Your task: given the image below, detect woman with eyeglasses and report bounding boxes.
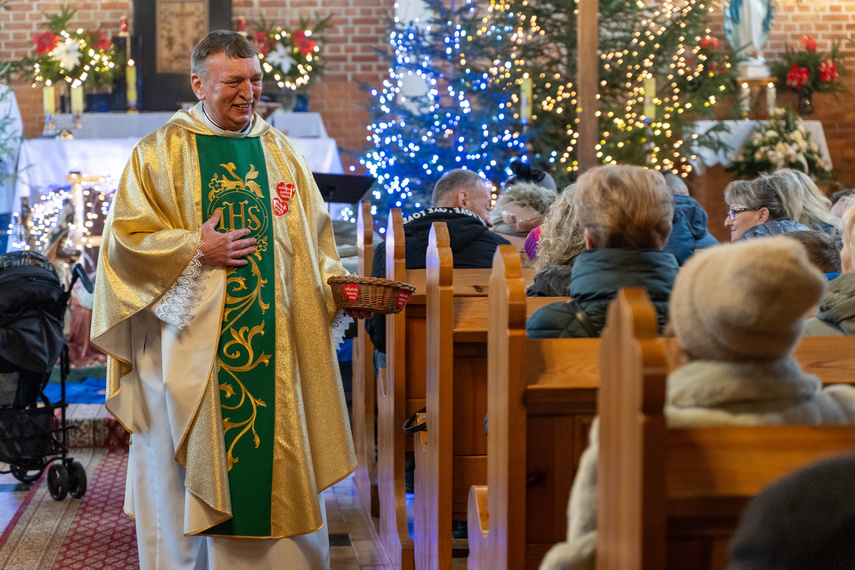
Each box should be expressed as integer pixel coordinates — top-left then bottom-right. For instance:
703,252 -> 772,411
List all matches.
724,178 -> 808,241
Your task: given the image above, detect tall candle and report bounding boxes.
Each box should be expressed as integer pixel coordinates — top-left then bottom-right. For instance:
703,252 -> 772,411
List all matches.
643,75 -> 656,120
43,84 -> 56,117
766,82 -> 776,113
70,84 -> 84,116
740,82 -> 750,115
520,76 -> 532,125
127,60 -> 138,108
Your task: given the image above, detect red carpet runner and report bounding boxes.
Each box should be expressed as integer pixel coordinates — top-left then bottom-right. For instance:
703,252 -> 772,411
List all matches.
0,448 -> 138,569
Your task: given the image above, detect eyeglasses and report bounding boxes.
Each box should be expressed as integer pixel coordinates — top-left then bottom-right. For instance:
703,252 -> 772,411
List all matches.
727,207 -> 757,220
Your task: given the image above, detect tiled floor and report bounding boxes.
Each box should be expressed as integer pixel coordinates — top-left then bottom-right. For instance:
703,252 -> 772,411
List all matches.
323,475 -> 394,569
0,465 -> 393,569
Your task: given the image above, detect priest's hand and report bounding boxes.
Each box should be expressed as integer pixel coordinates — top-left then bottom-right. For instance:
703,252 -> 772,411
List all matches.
199,209 -> 257,267
343,308 -> 374,320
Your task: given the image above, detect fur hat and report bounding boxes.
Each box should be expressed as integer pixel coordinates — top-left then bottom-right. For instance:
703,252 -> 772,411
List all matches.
670,236 -> 826,362
492,182 -> 556,235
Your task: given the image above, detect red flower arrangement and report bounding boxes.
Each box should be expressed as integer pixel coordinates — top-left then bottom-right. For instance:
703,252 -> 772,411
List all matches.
25,5 -> 117,87
771,35 -> 846,96
252,14 -> 332,91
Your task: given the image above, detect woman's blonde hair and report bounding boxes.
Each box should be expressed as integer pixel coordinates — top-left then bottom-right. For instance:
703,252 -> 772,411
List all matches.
533,184 -> 585,272
573,165 -> 674,249
762,169 -> 841,232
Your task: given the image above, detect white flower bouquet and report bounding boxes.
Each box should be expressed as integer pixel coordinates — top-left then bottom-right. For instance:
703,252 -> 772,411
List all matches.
727,105 -> 831,182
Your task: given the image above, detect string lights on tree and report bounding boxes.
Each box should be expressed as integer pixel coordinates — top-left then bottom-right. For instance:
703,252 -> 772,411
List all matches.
360,0 -> 529,226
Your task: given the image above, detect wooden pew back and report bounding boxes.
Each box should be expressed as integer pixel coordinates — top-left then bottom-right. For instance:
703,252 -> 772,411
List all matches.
467,245 -> 601,569
416,224 -> 565,570
596,289 -> 855,570
378,212 -> 535,570
353,200 -> 379,517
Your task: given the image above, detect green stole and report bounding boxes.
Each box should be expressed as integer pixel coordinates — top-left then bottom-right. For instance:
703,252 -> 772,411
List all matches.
197,135 -> 276,537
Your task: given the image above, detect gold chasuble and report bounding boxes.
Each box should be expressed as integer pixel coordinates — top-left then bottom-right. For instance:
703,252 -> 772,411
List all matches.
91,106 -> 356,539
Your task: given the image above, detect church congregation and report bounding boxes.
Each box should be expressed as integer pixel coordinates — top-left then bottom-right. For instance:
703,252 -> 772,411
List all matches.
1,0 -> 855,568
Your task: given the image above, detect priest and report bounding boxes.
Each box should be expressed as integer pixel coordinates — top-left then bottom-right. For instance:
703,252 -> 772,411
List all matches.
91,30 -> 364,569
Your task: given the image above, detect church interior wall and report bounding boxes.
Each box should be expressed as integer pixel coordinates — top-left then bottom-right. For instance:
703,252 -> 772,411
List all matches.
0,0 -> 853,184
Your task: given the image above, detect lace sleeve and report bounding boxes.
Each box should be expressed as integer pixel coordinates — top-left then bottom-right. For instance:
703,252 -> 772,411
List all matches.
331,311 -> 354,351
151,243 -> 206,331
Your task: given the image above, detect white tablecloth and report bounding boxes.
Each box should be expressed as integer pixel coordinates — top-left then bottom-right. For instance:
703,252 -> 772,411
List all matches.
13,136 -> 343,211
691,119 -> 832,173
44,111 -> 329,139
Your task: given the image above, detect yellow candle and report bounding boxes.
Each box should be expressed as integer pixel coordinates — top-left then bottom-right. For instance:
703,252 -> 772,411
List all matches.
520,76 -> 532,124
643,76 -> 656,120
71,85 -> 84,116
126,60 -> 138,108
766,82 -> 776,113
43,84 -> 56,116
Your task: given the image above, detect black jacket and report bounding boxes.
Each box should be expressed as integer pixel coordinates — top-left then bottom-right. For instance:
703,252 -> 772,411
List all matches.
366,208 -> 510,352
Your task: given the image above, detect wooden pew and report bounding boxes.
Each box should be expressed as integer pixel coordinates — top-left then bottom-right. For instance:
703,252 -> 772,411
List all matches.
415,223 -> 565,570
353,200 -> 379,517
377,211 -> 535,569
596,288 -> 855,570
463,247 -> 855,569
467,245 -> 601,569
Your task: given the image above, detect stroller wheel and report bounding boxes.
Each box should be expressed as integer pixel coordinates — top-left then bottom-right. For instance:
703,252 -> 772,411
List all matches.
68,461 -> 87,498
47,464 -> 69,501
10,464 -> 44,484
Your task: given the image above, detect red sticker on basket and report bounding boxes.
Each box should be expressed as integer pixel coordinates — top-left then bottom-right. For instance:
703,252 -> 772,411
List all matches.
343,283 -> 360,303
396,290 -> 411,309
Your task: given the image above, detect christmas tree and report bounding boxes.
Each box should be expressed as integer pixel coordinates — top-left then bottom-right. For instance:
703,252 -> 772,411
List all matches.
361,0 -> 739,207
359,0 -> 530,228
495,0 -> 739,186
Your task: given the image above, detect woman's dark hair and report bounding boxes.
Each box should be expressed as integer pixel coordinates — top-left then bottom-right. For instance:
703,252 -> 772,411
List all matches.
508,159 -> 546,185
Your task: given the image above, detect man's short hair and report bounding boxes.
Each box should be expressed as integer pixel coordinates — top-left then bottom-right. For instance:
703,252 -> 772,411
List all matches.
431,169 -> 485,207
191,30 -> 258,79
574,165 -> 674,249
783,230 -> 841,274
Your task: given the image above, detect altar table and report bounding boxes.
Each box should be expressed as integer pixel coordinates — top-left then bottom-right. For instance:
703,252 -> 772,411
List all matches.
44,111 -> 329,139
14,135 -> 343,211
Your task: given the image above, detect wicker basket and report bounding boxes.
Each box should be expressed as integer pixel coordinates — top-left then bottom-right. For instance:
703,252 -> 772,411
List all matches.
327,275 -> 416,315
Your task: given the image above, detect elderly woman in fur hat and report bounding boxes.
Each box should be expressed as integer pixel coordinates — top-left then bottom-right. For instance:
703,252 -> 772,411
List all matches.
539,237 -> 855,570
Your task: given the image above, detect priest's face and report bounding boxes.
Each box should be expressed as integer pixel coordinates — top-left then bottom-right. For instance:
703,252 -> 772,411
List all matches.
191,51 -> 262,131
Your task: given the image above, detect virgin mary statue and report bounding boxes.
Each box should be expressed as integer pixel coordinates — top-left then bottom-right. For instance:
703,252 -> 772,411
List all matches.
724,0 -> 776,76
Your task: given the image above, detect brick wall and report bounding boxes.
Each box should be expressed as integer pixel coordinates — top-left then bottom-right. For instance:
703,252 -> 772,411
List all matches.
707,0 -> 855,187
2,1 -> 855,184
0,0 -> 394,172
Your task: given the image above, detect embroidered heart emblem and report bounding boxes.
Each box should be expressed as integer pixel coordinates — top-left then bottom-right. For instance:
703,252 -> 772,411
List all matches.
272,197 -> 288,216
276,182 -> 296,202
396,290 -> 411,309
343,284 -> 359,303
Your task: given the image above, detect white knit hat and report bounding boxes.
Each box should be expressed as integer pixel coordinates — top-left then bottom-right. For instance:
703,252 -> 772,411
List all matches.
670,236 -> 826,362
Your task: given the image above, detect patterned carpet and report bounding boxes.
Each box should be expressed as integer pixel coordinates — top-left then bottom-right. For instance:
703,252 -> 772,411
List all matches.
0,448 -> 137,570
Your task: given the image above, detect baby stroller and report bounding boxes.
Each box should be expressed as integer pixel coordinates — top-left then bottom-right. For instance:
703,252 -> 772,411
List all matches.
0,251 -> 93,500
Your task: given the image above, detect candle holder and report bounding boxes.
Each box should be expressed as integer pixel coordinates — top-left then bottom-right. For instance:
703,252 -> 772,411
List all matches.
44,114 -> 57,134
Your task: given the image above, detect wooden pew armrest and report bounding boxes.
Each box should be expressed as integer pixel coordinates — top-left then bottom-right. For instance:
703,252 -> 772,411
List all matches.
468,485 -> 489,537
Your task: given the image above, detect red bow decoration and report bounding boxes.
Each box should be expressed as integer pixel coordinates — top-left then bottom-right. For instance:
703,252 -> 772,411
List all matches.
292,30 -> 317,56
700,37 -> 720,50
800,35 -> 817,53
786,65 -> 810,90
819,61 -> 837,82
34,31 -> 59,55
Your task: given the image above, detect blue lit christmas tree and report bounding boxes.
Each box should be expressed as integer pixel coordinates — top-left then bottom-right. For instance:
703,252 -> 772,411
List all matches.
362,0 -> 739,206
359,0 -> 530,226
